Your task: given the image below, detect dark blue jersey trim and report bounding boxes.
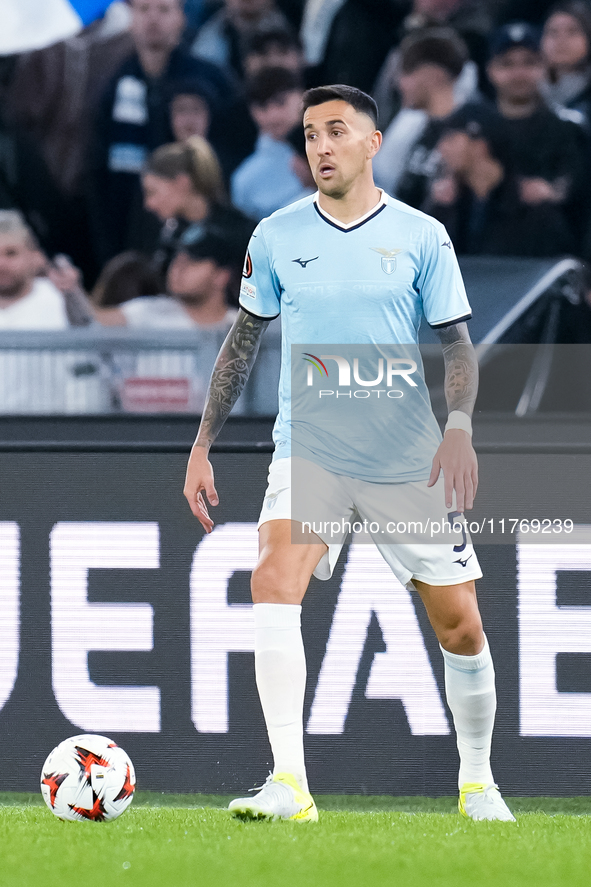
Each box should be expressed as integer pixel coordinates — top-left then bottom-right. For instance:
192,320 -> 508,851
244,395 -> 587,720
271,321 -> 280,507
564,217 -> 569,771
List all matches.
239,304 -> 280,321
313,201 -> 387,232
429,313 -> 472,330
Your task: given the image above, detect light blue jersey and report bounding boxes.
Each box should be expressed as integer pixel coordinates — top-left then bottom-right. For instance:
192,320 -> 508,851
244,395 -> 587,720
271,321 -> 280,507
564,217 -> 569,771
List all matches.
238,191 -> 472,482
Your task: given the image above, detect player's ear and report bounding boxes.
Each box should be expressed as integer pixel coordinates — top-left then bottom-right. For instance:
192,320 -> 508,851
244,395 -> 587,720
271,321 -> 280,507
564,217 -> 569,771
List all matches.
368,129 -> 382,159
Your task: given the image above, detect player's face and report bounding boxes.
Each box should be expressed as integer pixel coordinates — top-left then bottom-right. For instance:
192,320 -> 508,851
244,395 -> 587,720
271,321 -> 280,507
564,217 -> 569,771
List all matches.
130,0 -> 185,53
304,100 -> 380,199
142,172 -> 192,220
0,235 -> 37,299
167,253 -> 225,303
487,47 -> 544,102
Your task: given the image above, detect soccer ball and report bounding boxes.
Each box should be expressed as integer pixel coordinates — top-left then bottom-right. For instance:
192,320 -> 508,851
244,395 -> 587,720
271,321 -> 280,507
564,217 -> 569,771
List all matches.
40,734 -> 135,821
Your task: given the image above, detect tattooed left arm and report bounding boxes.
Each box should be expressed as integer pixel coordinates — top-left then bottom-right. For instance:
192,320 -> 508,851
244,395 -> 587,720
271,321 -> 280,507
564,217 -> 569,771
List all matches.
427,322 -> 479,511
437,321 -> 478,416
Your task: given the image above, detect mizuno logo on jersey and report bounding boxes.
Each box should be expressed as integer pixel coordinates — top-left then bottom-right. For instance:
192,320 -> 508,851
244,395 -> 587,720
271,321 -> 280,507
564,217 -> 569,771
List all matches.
371,247 -> 403,274
441,240 -> 452,249
453,554 -> 472,567
292,256 -> 319,268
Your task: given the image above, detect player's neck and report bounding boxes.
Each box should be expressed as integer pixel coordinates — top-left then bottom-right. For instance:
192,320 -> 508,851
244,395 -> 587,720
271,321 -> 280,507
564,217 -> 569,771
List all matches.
317,178 -> 382,225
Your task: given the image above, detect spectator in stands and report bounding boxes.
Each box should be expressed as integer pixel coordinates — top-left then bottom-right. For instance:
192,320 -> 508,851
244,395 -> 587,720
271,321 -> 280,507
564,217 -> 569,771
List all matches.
0,211 -> 85,329
231,68 -> 312,221
388,29 -> 472,207
95,221 -> 240,329
540,1 -> 591,128
422,22 -> 589,258
3,2 -> 134,281
169,80 -> 214,142
0,107 -> 71,263
373,0 -> 490,127
91,251 -> 163,308
166,78 -> 247,178
191,0 -> 290,80
484,22 -> 588,254
422,106 -> 520,253
243,26 -> 305,77
0,212 -> 108,412
300,0 -> 404,94
46,249 -> 164,321
90,0 -> 245,265
142,137 -> 254,276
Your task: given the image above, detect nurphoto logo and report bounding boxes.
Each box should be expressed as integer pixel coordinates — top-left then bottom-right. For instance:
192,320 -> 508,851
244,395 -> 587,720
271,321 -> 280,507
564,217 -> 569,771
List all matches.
303,352 -> 417,398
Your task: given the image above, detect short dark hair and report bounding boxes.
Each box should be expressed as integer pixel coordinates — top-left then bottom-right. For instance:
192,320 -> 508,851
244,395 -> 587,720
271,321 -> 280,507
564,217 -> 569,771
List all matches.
247,26 -> 302,57
302,84 -> 378,128
399,28 -> 468,79
246,67 -> 303,106
166,77 -> 215,110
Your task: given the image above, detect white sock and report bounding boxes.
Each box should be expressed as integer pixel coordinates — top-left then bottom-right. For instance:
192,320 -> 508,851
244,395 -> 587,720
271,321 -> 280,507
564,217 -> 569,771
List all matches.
253,603 -> 308,792
440,636 -> 496,788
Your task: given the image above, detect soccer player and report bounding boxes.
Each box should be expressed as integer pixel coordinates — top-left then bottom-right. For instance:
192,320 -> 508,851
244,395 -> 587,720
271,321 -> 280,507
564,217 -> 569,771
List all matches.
183,84 -> 515,823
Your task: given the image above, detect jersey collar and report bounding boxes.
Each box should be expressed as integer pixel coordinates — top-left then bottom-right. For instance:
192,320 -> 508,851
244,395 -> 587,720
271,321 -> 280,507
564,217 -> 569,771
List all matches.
313,189 -> 388,232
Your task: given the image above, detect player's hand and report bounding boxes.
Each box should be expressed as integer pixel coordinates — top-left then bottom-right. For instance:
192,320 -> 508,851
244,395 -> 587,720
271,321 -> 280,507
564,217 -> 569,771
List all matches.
183,446 -> 219,533
427,429 -> 478,512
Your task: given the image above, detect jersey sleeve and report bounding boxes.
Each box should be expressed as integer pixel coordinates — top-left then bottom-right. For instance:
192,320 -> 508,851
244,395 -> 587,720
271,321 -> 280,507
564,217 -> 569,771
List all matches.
238,224 -> 281,319
417,223 -> 472,329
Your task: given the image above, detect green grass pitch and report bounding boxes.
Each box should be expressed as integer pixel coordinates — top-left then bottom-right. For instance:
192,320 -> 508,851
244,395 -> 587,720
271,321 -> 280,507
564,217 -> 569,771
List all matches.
1,793 -> 590,887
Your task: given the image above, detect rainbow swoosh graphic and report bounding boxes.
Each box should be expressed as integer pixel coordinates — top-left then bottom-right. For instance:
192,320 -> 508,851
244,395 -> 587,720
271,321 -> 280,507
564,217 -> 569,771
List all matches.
303,353 -> 328,376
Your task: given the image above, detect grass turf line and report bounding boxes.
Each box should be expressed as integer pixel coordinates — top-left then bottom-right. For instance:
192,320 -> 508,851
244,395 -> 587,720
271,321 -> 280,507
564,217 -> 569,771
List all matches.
2,790 -> 591,814
0,796 -> 590,887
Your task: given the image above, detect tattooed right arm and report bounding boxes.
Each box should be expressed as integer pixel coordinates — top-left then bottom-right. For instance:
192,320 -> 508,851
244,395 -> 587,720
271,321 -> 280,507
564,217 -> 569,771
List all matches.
184,309 -> 269,527
194,309 -> 269,452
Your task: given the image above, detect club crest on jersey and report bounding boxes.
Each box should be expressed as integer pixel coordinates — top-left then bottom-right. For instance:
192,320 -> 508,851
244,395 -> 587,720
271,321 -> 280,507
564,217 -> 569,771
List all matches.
371,247 -> 403,274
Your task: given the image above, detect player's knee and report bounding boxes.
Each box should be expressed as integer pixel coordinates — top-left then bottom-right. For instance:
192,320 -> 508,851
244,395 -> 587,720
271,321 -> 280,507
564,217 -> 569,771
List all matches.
439,619 -> 483,656
251,558 -> 301,604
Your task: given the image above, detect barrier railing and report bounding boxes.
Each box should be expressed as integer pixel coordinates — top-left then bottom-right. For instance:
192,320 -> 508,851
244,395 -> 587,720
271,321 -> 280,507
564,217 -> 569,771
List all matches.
0,322 -> 281,415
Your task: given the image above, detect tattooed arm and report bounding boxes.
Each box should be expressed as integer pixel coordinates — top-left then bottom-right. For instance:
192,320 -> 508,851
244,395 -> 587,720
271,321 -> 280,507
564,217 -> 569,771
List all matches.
427,322 -> 479,511
195,309 -> 269,450
437,321 -> 478,416
184,309 -> 269,529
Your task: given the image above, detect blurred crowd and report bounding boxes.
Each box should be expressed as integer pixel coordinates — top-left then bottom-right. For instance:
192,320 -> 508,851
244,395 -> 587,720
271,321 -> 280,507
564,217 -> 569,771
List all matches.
2,0 -> 591,341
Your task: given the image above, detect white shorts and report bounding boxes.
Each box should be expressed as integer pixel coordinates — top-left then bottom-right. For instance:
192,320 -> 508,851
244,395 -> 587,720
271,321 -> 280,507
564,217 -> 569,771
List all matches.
257,457 -> 482,588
